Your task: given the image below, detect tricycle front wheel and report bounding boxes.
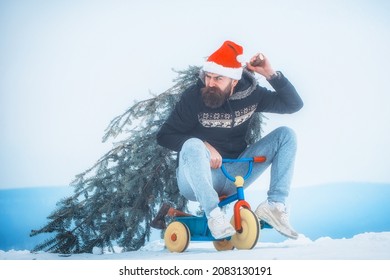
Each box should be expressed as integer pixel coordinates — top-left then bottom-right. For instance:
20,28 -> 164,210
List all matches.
230,208 -> 259,250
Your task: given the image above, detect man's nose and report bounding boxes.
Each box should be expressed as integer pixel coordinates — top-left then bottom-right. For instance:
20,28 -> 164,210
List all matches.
208,79 -> 216,87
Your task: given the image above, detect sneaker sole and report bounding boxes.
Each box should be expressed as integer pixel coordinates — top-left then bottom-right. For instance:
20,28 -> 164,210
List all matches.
212,228 -> 236,240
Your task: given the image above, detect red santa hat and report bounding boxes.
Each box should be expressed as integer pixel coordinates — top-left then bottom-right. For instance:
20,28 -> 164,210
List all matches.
203,40 -> 244,80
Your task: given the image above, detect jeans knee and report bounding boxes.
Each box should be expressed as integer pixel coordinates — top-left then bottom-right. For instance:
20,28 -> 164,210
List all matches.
275,126 -> 297,143
181,138 -> 208,159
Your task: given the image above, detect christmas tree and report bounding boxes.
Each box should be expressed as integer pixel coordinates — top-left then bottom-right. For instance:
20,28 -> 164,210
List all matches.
30,66 -> 264,254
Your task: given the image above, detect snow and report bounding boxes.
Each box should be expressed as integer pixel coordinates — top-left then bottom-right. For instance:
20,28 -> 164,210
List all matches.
1,232 -> 389,279
1,232 -> 389,260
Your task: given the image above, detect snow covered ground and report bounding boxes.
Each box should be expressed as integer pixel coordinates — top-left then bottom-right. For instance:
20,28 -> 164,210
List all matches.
1,232 -> 389,280
2,232 -> 389,260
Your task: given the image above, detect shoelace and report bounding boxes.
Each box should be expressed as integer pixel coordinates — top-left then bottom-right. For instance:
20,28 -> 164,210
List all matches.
212,213 -> 227,225
273,203 -> 291,225
280,211 -> 289,224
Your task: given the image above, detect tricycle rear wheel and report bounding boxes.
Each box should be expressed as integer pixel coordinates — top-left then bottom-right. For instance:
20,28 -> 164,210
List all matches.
164,221 -> 190,253
213,239 -> 234,251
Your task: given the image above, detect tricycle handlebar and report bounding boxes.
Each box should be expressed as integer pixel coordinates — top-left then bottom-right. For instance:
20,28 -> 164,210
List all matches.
221,156 -> 266,182
222,156 -> 266,164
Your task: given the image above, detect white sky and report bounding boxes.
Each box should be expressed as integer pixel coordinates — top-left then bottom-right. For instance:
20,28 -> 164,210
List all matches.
1,0 -> 389,189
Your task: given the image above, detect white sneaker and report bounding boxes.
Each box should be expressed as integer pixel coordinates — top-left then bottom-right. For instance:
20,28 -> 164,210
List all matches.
255,200 -> 299,239
208,207 -> 236,239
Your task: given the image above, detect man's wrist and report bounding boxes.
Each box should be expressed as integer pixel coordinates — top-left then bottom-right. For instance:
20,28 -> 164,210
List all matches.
267,71 -> 287,89
265,71 -> 279,80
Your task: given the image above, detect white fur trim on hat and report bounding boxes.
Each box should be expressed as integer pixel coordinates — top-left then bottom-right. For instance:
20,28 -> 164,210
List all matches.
203,61 -> 243,80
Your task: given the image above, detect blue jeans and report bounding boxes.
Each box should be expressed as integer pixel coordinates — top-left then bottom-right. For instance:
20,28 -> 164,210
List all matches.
176,126 -> 297,217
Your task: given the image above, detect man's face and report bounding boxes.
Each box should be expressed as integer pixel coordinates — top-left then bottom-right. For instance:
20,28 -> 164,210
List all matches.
201,72 -> 237,108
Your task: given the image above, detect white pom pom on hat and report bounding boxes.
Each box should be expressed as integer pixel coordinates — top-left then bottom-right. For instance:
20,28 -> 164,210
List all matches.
203,40 -> 244,80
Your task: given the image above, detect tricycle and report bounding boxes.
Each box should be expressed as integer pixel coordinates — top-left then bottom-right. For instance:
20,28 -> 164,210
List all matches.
151,156 -> 272,252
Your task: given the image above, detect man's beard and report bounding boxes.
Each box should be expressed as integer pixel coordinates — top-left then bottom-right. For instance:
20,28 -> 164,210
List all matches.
201,84 -> 232,109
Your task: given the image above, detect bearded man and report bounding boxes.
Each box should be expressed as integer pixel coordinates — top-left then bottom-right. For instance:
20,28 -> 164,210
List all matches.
157,40 -> 303,240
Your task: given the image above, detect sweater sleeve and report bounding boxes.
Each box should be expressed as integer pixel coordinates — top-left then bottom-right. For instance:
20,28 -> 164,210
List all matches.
157,87 -> 199,152
256,71 -> 304,114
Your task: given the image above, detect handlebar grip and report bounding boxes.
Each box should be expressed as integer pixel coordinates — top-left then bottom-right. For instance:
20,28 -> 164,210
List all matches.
253,156 -> 267,163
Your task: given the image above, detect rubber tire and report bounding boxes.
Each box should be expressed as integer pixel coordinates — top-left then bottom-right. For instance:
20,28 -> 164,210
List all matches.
164,221 -> 190,253
230,208 -> 260,250
213,239 -> 235,251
